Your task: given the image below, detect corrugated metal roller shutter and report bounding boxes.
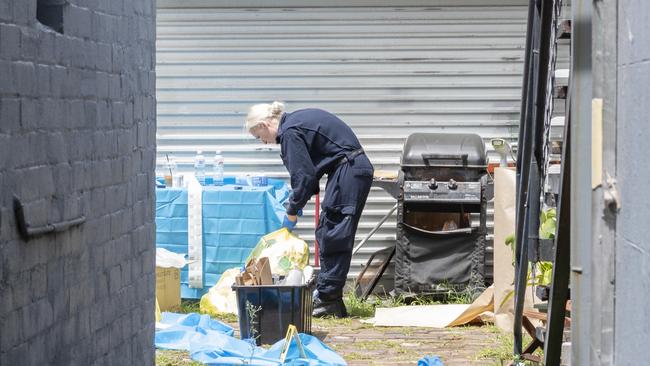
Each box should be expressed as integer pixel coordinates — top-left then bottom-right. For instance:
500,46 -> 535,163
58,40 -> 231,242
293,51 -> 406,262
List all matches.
155,0 -> 569,285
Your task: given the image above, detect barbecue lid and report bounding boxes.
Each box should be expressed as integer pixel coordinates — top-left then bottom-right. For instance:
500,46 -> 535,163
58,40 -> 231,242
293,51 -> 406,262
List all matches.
401,133 -> 487,168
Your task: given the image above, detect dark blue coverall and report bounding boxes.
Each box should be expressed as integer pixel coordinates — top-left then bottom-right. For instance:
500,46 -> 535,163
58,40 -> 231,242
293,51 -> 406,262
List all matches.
277,108 -> 374,301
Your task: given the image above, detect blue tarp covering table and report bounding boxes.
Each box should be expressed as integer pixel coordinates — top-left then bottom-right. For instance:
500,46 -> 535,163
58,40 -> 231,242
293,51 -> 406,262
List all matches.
155,178 -> 289,298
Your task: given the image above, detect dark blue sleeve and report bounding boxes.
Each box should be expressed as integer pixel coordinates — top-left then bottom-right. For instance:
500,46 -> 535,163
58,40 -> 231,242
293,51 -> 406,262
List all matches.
281,129 -> 318,215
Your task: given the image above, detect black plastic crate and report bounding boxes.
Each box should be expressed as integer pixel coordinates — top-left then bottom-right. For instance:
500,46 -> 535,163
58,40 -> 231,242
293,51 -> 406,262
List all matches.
233,279 -> 314,345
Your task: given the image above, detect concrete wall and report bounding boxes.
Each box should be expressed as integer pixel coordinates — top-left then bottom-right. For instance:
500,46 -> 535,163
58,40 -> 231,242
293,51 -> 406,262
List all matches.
0,1 -> 156,365
615,1 -> 650,364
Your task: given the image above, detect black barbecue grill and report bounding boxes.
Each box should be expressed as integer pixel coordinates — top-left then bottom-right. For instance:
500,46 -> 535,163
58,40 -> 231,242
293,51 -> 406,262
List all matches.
395,133 -> 488,295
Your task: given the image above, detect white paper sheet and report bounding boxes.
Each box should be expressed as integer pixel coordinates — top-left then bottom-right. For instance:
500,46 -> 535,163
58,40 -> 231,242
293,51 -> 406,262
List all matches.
365,304 -> 470,328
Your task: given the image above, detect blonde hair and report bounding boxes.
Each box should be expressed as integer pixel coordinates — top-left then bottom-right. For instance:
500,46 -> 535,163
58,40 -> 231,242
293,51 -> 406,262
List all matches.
245,101 -> 285,131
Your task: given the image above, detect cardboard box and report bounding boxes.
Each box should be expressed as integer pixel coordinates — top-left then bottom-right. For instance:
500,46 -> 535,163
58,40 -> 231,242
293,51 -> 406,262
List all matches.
156,266 -> 181,312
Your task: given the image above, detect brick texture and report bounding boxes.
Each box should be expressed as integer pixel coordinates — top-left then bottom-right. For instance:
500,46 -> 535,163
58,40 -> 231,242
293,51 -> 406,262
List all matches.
0,0 -> 156,365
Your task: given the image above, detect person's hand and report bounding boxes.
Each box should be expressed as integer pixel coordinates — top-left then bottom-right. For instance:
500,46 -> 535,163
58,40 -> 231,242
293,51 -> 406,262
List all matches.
282,214 -> 298,231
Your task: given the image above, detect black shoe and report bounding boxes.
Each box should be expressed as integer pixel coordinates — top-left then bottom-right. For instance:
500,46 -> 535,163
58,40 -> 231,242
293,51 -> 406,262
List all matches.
312,297 -> 348,318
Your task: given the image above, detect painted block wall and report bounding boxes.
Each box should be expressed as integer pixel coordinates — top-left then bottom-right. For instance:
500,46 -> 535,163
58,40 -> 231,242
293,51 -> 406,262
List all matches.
0,0 -> 156,364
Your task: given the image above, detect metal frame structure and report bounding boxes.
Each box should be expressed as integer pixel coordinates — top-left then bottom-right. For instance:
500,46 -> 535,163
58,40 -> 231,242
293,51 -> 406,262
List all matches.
513,0 -> 571,365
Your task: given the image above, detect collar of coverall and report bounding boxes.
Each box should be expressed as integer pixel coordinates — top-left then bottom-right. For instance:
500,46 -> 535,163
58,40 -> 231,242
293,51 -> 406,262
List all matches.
275,112 -> 288,144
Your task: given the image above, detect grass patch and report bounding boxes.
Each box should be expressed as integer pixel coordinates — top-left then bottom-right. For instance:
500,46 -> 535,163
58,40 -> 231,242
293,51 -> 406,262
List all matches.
474,327 -> 542,365
179,299 -> 201,313
339,340 -> 422,363
354,340 -> 388,351
341,281 -> 480,319
344,352 -> 367,361
343,289 -> 381,318
155,350 -> 202,366
475,330 -> 516,362
204,310 -> 238,324
178,299 -> 238,323
313,316 -> 352,328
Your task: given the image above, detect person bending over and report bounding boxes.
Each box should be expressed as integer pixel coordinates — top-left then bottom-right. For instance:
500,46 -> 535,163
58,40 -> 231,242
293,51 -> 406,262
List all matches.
245,101 -> 373,318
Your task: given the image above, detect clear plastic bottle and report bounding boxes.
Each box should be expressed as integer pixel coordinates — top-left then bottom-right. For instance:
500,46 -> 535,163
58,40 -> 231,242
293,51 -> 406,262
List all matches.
213,151 -> 224,186
155,162 -> 166,187
194,151 -> 206,185
164,159 -> 175,187
204,155 -> 214,186
252,172 -> 267,187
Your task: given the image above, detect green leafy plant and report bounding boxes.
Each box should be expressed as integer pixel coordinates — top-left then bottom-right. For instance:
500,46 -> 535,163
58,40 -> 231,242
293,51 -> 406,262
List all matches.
500,208 -> 556,308
343,285 -> 381,317
539,208 -> 556,240
534,208 -> 556,287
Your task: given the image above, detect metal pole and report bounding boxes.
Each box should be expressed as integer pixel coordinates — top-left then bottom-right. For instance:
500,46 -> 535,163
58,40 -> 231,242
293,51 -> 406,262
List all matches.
352,204 -> 397,256
571,0 -> 592,363
533,0 -> 556,165
513,0 -> 539,354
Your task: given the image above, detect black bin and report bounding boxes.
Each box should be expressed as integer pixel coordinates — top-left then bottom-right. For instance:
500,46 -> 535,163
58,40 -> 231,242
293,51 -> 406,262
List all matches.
233,280 -> 314,345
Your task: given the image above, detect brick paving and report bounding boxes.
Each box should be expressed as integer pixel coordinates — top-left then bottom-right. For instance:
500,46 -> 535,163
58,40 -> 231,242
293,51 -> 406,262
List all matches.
156,317 -> 506,365
312,318 -> 503,366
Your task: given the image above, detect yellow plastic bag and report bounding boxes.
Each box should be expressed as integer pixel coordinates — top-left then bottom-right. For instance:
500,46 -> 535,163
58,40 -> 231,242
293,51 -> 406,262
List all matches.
200,267 -> 241,315
246,228 -> 309,275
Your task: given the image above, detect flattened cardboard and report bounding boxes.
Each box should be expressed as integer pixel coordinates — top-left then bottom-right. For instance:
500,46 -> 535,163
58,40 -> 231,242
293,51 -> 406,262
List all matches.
256,257 -> 273,285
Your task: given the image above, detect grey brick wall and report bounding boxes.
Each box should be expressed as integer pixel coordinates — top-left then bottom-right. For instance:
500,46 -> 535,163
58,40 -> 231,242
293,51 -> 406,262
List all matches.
0,0 -> 156,365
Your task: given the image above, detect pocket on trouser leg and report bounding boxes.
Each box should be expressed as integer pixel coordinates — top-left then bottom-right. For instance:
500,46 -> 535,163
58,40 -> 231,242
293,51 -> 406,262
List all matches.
317,206 -> 356,256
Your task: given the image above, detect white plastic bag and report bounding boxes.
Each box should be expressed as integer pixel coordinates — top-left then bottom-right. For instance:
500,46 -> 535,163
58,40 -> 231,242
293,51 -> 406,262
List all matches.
156,248 -> 188,268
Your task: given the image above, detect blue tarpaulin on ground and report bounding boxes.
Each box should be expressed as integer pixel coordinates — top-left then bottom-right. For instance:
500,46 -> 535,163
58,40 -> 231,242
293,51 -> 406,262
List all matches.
155,312 -> 347,366
155,178 -> 289,298
417,355 -> 444,366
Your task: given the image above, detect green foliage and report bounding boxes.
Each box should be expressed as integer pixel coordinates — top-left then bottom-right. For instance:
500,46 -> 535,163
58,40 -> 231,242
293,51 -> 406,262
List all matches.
505,233 -> 516,247
342,281 -> 476,319
505,233 -> 516,266
534,208 -> 556,287
179,299 -> 238,323
179,299 -> 201,314
446,287 -> 479,304
539,208 -> 557,240
534,261 -> 553,287
500,208 -> 557,309
155,350 -> 203,366
344,289 -> 380,318
474,328 -> 541,365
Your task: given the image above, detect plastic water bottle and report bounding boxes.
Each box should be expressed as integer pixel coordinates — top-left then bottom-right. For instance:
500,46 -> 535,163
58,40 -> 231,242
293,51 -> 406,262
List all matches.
236,174 -> 251,186
252,172 -> 267,187
213,151 -> 224,186
204,156 -> 214,186
194,151 -> 206,185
